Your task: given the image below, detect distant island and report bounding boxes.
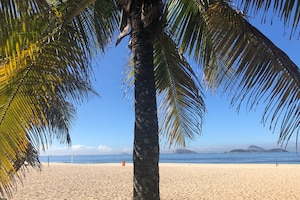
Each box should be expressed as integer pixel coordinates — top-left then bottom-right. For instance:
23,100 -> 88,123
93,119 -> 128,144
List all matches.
173,149 -> 197,154
229,145 -> 288,153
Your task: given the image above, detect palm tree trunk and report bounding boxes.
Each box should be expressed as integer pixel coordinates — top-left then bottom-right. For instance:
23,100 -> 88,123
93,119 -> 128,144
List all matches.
131,1 -> 160,200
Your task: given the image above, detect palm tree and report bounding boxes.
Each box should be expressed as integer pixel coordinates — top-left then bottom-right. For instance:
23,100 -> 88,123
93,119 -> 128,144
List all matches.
0,0 -> 299,199
121,1 -> 300,198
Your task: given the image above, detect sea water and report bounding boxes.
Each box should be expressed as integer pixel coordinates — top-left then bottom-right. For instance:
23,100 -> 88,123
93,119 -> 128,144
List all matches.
39,152 -> 300,164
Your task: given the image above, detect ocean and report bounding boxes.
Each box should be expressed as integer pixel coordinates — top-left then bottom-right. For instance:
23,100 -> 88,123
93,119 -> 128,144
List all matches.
39,152 -> 300,164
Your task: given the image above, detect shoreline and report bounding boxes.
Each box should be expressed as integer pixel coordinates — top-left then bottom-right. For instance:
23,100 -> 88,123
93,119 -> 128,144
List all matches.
5,163 -> 300,199
39,152 -> 300,165
41,162 -> 300,167
41,162 -> 300,166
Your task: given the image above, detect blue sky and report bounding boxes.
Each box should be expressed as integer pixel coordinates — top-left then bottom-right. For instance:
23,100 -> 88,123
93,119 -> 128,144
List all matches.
42,8 -> 300,156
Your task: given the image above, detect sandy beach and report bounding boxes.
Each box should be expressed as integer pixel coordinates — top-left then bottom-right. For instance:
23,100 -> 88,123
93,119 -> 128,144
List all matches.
3,163 -> 300,199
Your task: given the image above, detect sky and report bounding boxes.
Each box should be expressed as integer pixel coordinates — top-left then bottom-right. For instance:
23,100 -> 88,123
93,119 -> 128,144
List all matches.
41,6 -> 300,156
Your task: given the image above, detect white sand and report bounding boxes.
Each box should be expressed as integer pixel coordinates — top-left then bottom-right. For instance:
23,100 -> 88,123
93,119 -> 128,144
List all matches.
4,163 -> 300,199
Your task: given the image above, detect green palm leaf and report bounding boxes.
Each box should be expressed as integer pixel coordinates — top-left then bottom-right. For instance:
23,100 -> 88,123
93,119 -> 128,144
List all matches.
204,1 -> 300,146
93,0 -> 119,51
238,0 -> 300,38
167,0 -> 234,89
167,0 -> 212,68
154,32 -> 206,147
168,0 -> 300,146
53,0 -> 119,52
0,0 -> 97,195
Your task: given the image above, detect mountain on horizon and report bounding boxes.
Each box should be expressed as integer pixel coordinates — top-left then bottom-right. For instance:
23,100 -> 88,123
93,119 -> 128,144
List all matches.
229,145 -> 288,153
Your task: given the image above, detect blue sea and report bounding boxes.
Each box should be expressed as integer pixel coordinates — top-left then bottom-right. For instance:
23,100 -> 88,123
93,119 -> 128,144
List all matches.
39,152 -> 300,164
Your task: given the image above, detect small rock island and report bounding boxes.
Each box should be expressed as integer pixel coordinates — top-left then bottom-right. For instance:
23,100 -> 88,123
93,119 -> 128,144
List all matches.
173,149 -> 197,154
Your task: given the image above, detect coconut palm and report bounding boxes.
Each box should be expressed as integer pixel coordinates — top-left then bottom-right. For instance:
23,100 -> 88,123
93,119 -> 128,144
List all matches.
0,0 -> 299,199
121,0 -> 300,198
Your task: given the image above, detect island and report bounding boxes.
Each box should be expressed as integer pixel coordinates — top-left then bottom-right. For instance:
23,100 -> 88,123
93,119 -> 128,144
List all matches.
173,149 -> 197,154
229,145 -> 288,153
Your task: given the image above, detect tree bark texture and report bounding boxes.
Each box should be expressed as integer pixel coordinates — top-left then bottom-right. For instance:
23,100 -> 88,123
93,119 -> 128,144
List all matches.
131,1 -> 160,200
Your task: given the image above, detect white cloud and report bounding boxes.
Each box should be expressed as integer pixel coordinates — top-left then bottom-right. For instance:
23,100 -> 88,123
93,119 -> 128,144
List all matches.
40,144 -> 123,156
71,144 -> 87,150
39,143 -> 137,156
97,145 -> 113,152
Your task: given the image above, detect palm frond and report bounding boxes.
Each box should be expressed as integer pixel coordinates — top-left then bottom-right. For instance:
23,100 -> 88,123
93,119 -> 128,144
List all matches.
167,0 -> 212,67
54,0 -> 119,53
0,1 -> 50,196
0,0 -> 97,196
93,0 -> 119,51
167,0 -> 234,90
51,0 -> 98,57
238,0 -> 300,38
204,1 -> 300,146
168,0 -> 300,146
121,53 -> 135,101
13,142 -> 41,172
154,32 -> 206,147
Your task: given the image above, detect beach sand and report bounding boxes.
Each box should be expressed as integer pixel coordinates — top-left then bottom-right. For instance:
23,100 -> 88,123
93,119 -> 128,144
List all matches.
4,163 -> 300,199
